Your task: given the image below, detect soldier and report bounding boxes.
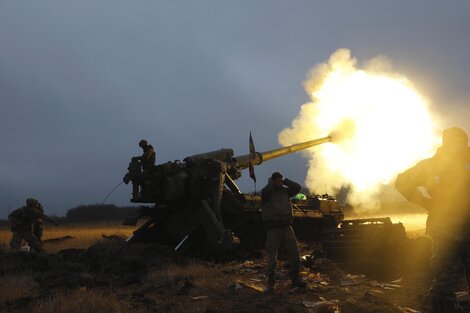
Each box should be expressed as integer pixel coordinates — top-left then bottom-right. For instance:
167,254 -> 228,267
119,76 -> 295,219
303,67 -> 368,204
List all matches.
395,127 -> 470,313
134,139 -> 156,170
261,172 -> 307,292
123,139 -> 156,200
8,198 -> 58,253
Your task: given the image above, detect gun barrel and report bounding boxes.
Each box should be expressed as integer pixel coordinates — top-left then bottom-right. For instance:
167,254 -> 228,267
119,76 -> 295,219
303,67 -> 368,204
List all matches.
234,135 -> 332,170
260,136 -> 332,162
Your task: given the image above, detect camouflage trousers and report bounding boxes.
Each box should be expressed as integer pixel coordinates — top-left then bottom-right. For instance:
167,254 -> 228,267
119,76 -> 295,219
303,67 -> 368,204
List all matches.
10,230 -> 44,253
430,238 -> 470,313
265,225 -> 301,280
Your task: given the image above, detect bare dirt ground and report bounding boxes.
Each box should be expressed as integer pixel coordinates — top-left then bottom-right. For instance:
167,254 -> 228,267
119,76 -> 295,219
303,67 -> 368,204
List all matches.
0,219 -> 433,313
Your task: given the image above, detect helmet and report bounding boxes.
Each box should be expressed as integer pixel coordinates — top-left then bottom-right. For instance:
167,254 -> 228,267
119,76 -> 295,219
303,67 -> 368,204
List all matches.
442,127 -> 468,146
26,198 -> 39,207
139,139 -> 148,148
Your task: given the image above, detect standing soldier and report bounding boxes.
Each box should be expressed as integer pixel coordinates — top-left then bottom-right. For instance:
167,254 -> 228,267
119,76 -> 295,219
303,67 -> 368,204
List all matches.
8,198 -> 58,253
395,127 -> 470,312
261,172 -> 307,292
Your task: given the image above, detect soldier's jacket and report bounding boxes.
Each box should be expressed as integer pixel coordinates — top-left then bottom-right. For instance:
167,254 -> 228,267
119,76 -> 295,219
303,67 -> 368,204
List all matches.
8,206 -> 47,232
140,145 -> 156,169
395,147 -> 470,240
261,178 -> 301,227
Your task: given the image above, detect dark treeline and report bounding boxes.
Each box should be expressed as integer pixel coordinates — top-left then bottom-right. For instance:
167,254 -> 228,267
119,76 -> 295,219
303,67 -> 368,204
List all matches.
1,204 -> 139,225
65,204 -> 138,223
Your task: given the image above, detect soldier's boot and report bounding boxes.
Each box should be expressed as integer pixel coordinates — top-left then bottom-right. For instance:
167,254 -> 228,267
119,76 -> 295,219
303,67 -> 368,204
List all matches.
266,273 -> 276,293
291,270 -> 307,288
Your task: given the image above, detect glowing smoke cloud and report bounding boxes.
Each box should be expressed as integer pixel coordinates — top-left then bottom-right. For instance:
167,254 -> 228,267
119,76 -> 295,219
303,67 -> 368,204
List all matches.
279,49 -> 439,207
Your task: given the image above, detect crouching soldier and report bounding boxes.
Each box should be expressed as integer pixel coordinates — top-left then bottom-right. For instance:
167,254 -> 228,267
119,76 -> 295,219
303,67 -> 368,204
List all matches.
8,198 -> 58,253
261,172 -> 306,292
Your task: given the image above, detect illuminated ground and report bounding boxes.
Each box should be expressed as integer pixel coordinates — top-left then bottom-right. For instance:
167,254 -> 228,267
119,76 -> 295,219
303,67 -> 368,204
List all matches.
0,219 -> 435,313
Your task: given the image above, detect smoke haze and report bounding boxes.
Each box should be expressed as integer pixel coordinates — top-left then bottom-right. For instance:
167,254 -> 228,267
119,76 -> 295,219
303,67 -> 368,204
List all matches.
279,49 -> 439,207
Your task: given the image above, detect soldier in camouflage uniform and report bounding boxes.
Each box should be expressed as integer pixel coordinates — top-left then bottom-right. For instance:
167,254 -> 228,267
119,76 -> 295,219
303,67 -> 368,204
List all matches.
8,198 -> 58,253
395,127 -> 470,313
261,172 -> 307,291
135,139 -> 156,170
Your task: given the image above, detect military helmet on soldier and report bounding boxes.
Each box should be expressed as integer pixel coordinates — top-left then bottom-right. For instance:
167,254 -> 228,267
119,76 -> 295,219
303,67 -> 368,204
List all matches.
139,139 -> 148,148
26,198 -> 39,207
442,127 -> 468,146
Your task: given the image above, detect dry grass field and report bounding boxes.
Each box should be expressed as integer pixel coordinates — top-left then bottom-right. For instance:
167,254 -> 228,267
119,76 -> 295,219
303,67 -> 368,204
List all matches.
0,222 -> 135,253
0,220 -> 434,313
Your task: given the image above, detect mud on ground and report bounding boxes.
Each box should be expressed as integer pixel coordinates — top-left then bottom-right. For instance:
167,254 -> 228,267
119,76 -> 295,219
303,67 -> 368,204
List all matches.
0,234 -> 434,313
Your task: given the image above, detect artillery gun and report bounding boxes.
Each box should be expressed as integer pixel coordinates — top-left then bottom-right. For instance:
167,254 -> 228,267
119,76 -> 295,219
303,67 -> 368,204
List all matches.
123,135 -> 337,256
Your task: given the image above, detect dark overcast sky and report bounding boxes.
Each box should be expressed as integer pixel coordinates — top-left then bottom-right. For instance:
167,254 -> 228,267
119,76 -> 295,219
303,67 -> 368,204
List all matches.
1,1 -> 469,217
